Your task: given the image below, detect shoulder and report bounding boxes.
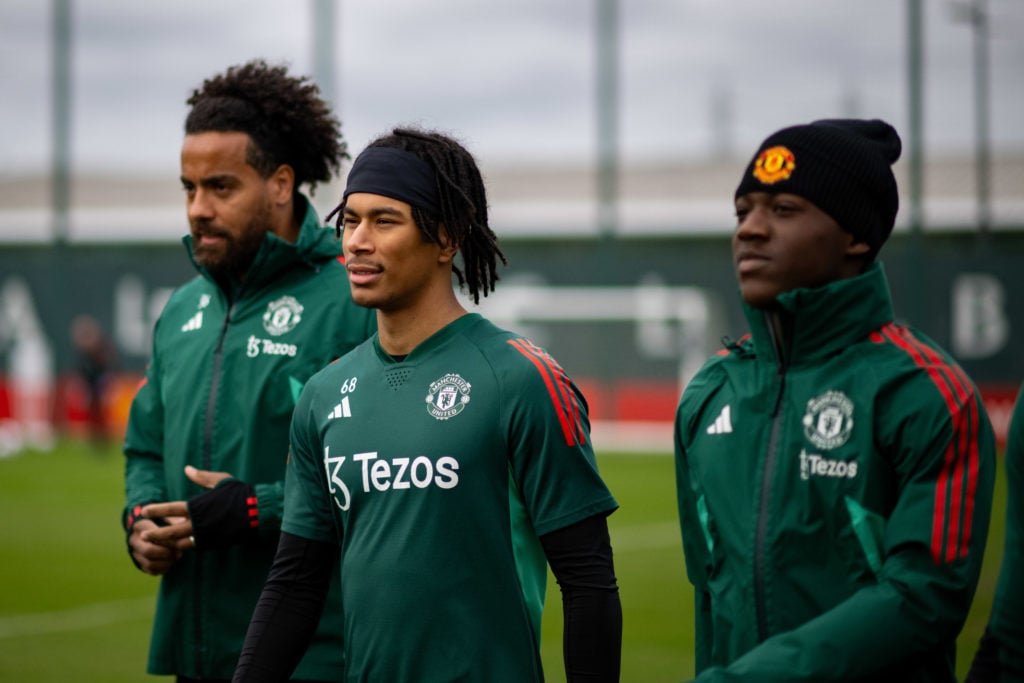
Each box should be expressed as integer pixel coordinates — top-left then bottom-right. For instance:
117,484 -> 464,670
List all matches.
162,276 -> 210,310
466,320 -> 570,383
675,337 -> 753,434
681,337 -> 748,400
864,322 -> 986,428
151,277 -> 215,334
865,323 -> 972,393
677,355 -> 732,428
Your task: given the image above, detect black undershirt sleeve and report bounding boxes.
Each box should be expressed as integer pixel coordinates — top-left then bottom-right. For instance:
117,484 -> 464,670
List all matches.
232,531 -> 337,683
540,513 -> 623,683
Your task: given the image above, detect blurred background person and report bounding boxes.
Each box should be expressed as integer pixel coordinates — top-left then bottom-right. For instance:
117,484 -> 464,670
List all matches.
70,314 -> 117,448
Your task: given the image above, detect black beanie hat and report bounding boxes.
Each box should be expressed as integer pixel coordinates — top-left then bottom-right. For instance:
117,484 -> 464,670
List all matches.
734,118 -> 902,256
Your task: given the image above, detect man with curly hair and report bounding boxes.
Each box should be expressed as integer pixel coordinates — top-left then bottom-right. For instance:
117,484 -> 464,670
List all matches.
121,59 -> 375,682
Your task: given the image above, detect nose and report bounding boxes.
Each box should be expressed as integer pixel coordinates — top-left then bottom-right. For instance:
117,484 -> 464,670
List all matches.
735,205 -> 769,241
342,219 -> 372,255
187,188 -> 214,223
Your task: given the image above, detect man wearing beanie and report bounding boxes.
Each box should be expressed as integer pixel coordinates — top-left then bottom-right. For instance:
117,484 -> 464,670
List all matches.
674,118 -> 996,682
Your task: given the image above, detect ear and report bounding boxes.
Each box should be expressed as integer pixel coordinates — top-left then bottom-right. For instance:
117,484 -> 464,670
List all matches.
845,239 -> 871,258
267,164 -> 295,205
436,225 -> 459,264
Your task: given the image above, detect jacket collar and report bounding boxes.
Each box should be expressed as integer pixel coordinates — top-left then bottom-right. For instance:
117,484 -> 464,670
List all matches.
182,194 -> 343,294
741,261 -> 895,367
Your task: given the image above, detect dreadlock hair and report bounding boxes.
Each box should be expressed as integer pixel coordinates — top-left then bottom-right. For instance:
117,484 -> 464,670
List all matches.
333,127 -> 507,304
184,59 -> 346,195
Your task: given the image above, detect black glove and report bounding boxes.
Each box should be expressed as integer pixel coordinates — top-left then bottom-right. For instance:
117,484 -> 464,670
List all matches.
188,479 -> 259,550
965,627 -> 1001,683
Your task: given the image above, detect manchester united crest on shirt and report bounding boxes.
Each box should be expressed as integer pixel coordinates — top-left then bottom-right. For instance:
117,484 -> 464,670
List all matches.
802,390 -> 854,450
425,373 -> 471,420
262,296 -> 304,336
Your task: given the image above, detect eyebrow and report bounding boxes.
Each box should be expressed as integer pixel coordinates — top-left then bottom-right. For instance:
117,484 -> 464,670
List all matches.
343,205 -> 409,218
180,174 -> 237,188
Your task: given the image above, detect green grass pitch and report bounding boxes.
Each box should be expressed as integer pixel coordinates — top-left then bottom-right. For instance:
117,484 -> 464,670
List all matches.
0,440 -> 1007,681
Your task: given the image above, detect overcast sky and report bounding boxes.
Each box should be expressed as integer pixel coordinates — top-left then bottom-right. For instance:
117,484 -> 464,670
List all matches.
0,0 -> 1022,177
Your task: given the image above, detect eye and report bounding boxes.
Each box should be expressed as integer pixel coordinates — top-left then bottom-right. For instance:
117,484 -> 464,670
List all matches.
772,201 -> 797,216
734,200 -> 751,223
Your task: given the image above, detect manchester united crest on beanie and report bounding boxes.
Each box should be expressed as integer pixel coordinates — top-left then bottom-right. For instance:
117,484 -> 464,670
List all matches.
735,118 -> 902,257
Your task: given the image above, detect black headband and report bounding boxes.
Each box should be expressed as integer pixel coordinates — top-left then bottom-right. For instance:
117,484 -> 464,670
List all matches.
343,147 -> 441,214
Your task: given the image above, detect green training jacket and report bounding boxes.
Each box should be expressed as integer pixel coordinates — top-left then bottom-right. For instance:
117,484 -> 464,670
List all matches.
675,263 -> 995,682
123,196 -> 375,680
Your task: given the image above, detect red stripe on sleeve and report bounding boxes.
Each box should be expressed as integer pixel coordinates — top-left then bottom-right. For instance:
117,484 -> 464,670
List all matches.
507,339 -> 583,447
518,339 -> 586,444
896,327 -> 981,559
881,324 -> 979,563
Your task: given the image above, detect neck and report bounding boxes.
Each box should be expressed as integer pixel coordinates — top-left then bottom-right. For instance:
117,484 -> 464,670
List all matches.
270,197 -> 301,244
376,289 -> 468,356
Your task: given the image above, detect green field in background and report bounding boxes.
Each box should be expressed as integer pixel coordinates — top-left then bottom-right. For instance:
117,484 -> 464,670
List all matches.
0,441 -> 1007,682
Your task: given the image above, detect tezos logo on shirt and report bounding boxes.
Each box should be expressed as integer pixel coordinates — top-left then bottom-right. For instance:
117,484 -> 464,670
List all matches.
425,373 -> 471,420
802,390 -> 853,450
262,296 -> 303,336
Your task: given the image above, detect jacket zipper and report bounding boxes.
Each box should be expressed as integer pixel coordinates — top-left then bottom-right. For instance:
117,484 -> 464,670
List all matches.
754,312 -> 787,643
193,298 -> 235,677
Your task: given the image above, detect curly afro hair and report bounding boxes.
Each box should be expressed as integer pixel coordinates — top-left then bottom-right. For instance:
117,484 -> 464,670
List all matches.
184,59 -> 346,195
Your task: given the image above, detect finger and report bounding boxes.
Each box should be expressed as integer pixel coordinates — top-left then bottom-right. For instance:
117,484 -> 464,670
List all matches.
142,501 -> 189,519
130,518 -> 160,534
136,549 -> 181,575
185,465 -> 233,489
142,520 -> 194,548
130,539 -> 181,575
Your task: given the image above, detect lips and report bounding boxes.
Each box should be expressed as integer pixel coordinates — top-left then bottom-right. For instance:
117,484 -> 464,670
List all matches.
192,225 -> 231,245
346,261 -> 382,286
735,250 -> 770,275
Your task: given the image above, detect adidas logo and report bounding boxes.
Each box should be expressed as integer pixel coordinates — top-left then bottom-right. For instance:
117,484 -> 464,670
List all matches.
706,405 -> 732,435
181,311 -> 203,332
327,397 -> 352,420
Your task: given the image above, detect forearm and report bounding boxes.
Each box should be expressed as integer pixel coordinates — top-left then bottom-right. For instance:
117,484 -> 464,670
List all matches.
541,514 -> 622,683
693,571 -> 966,682
123,449 -> 166,516
233,531 -> 336,682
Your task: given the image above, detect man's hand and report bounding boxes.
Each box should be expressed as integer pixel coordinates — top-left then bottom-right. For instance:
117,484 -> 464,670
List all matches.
184,464 -> 233,489
128,518 -> 184,575
135,465 -> 236,565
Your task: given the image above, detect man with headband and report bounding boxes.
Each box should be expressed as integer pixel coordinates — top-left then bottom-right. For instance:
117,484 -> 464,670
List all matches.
233,128 -> 623,682
673,119 -> 995,681
122,60 -> 375,681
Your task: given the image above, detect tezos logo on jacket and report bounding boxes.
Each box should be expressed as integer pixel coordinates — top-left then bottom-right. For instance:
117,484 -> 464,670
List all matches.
263,296 -> 303,336
802,390 -> 853,450
425,373 -> 471,420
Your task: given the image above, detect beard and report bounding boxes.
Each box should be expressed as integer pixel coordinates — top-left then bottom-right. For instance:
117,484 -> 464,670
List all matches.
190,201 -> 272,282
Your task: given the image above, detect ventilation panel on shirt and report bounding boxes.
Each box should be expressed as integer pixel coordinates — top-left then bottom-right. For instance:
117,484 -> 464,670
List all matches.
384,367 -> 413,391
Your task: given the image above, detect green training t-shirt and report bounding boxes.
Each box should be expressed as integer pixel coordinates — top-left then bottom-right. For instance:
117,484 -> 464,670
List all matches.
284,313 -> 618,682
